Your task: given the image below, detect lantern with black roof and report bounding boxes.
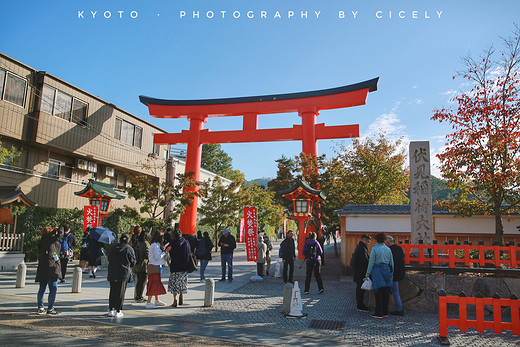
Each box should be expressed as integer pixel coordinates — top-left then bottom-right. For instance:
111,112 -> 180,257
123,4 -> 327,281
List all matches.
278,179 -> 326,259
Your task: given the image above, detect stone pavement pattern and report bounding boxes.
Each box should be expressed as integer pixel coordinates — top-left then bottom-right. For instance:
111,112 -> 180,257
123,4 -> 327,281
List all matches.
0,241 -> 518,346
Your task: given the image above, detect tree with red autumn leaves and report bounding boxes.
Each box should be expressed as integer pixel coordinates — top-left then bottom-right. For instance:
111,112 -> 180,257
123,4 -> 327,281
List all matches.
432,26 -> 520,245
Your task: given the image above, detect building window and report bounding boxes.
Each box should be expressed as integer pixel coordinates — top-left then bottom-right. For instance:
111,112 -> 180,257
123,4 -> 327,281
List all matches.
1,70 -> 27,107
0,69 -> 5,100
114,117 -> 142,148
40,84 -> 88,125
152,134 -> 160,156
72,99 -> 87,125
48,159 -> 72,179
110,172 -> 127,188
41,84 -> 55,115
55,90 -> 72,121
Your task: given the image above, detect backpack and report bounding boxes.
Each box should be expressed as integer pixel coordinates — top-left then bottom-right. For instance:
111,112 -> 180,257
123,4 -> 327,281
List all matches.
306,243 -> 318,261
196,239 -> 207,257
60,235 -> 69,252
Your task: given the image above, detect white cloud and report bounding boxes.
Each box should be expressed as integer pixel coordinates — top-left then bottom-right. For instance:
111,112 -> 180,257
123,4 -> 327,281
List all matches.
415,99 -> 424,105
363,112 -> 406,139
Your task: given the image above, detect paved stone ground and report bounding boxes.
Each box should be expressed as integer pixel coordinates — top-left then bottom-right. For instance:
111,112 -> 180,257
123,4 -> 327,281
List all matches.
1,240 -> 519,346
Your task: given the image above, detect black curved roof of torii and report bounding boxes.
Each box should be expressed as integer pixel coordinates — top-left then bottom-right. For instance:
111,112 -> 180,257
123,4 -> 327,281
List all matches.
139,77 -> 379,106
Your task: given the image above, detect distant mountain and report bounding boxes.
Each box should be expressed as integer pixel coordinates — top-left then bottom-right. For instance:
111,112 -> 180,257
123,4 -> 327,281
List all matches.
248,177 -> 272,190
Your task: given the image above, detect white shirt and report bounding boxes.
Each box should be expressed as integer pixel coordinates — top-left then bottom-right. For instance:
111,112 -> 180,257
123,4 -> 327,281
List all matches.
148,242 -> 166,266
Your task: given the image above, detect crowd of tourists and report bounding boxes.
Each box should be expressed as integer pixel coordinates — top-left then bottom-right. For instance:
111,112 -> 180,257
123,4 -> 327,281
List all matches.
36,223 -> 404,320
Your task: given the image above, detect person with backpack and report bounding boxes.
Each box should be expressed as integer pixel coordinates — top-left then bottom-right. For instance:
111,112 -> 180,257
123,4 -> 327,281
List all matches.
302,231 -> 324,294
59,224 -> 77,283
196,231 -> 213,282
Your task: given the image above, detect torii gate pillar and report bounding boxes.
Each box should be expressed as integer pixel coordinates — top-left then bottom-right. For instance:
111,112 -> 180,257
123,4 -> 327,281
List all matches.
140,78 -> 379,237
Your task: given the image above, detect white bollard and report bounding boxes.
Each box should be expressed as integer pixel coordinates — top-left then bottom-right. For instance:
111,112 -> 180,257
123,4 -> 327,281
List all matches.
15,262 -> 26,288
204,278 -> 215,307
285,280 -> 306,318
72,266 -> 82,293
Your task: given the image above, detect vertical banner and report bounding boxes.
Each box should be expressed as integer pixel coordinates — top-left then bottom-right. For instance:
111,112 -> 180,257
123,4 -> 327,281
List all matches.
83,205 -> 98,233
239,218 -> 245,243
244,206 -> 258,261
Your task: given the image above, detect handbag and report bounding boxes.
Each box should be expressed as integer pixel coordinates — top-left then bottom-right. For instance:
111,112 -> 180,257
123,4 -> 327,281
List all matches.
361,278 -> 372,291
187,254 -> 197,273
147,263 -> 160,274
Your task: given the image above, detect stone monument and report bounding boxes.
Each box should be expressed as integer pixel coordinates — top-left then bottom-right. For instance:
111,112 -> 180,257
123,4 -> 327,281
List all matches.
409,141 -> 433,244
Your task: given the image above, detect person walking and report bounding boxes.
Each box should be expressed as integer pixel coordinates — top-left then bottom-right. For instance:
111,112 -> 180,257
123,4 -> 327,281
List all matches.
86,232 -> 104,279
58,224 -> 76,283
133,230 -> 150,303
365,232 -> 394,319
385,235 -> 405,316
280,230 -> 296,284
302,231 -> 324,294
256,236 -> 267,277
218,228 -> 236,283
263,234 -> 273,275
107,233 -> 136,318
196,231 -> 213,282
167,228 -> 191,307
351,234 -> 371,312
79,227 -> 90,272
145,230 -> 167,308
35,226 -> 63,315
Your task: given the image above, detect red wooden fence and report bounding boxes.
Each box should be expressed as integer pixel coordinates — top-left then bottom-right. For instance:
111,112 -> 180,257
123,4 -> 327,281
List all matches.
400,242 -> 520,268
438,291 -> 520,341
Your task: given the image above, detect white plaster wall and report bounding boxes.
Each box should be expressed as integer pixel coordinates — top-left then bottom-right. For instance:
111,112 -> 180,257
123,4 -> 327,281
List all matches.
434,215 -> 520,235
345,215 -> 411,235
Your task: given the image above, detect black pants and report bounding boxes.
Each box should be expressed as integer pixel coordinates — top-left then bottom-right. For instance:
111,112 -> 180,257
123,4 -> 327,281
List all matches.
304,260 -> 323,292
134,272 -> 147,300
283,259 -> 294,283
374,287 -> 391,316
60,257 -> 69,280
355,281 -> 367,309
109,281 -> 128,311
256,263 -> 264,277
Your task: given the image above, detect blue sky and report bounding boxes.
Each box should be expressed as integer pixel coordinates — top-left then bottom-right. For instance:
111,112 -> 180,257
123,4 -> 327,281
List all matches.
1,1 -> 519,180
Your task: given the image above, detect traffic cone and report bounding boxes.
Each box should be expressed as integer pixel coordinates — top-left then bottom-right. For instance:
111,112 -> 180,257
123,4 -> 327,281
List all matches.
285,281 -> 307,318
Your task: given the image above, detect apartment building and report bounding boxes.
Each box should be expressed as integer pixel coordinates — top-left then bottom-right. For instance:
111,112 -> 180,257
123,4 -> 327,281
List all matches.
0,52 -> 220,216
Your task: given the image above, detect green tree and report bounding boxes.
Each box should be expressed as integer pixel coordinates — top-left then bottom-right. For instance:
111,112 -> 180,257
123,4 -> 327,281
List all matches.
267,155 -> 298,208
198,175 -> 249,250
126,158 -> 199,221
431,26 -> 520,244
201,144 -> 234,179
0,137 -> 20,165
325,134 -> 409,208
243,184 -> 285,234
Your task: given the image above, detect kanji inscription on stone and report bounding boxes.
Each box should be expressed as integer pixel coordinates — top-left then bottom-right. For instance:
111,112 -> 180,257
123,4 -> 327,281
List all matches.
409,141 -> 433,244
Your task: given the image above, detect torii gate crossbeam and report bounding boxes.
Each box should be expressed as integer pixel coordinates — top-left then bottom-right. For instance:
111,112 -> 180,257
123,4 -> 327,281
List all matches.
140,77 -> 378,236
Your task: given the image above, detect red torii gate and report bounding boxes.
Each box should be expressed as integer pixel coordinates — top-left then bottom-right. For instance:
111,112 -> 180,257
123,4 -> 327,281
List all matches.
139,77 -> 378,237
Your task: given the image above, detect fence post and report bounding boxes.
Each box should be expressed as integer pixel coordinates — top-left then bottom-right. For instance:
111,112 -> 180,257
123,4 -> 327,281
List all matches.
15,262 -> 26,288
511,295 -> 520,336
492,293 -> 502,334
438,289 -> 450,345
475,293 -> 485,333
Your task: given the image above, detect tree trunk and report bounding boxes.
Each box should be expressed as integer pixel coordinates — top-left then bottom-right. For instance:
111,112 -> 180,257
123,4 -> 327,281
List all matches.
494,205 -> 504,246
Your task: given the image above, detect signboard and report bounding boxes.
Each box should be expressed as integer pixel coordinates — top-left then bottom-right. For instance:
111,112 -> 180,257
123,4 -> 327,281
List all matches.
83,205 -> 98,233
244,206 -> 258,261
239,218 -> 245,243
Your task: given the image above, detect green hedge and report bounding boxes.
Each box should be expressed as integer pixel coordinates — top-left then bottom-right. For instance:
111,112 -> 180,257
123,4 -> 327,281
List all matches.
13,206 -> 83,261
